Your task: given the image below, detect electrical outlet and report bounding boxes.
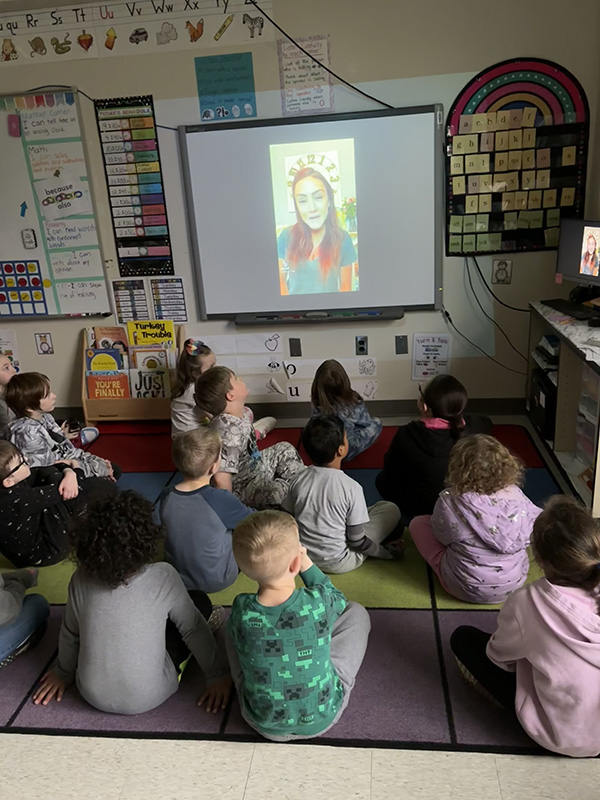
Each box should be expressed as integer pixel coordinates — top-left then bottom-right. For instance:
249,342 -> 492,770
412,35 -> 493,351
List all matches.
355,335 -> 368,356
395,335 -> 408,355
289,337 -> 302,357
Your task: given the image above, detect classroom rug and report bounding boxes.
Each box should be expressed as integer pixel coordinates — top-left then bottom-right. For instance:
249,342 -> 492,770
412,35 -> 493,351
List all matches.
0,423 -> 558,753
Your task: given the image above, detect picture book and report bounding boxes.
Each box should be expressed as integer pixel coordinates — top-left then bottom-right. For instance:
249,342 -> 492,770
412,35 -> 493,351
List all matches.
86,371 -> 130,399
127,320 -> 175,347
129,368 -> 171,398
86,348 -> 124,372
93,326 -> 128,352
129,346 -> 169,370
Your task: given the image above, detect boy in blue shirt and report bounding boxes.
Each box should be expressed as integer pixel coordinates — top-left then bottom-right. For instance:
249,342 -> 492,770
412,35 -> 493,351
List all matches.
157,428 -> 253,593
227,510 -> 371,741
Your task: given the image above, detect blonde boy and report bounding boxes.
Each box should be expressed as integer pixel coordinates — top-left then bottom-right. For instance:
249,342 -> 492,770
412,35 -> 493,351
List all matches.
227,510 -> 371,741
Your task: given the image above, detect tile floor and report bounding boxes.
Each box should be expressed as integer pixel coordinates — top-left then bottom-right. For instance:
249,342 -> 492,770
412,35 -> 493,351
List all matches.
0,733 -> 597,799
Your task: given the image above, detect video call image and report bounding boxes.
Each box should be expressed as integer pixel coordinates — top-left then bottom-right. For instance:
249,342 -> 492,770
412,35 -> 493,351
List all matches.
580,226 -> 600,277
270,139 -> 359,297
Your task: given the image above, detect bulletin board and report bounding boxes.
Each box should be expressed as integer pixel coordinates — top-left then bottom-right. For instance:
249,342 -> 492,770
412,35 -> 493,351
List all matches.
0,89 -> 111,317
445,59 -> 589,257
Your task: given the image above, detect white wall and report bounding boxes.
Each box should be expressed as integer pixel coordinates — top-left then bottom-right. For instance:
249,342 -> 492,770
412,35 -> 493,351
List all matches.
1,0 -> 599,406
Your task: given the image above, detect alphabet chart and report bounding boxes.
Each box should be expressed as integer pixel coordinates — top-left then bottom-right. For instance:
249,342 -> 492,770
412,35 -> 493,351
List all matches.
0,90 -> 111,316
445,59 -> 589,256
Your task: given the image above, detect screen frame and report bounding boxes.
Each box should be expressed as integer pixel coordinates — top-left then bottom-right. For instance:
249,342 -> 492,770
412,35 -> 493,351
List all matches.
558,218 -> 600,288
179,105 -> 445,320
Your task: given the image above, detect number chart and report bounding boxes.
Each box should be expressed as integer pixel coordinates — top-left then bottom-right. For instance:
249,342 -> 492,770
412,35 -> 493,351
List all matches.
95,95 -> 173,279
445,59 -> 589,257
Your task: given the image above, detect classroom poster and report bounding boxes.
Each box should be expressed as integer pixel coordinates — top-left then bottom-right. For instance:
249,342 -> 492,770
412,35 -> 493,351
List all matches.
0,1 -> 274,68
0,329 -> 20,370
112,279 -> 149,323
412,334 -> 450,381
150,277 -> 187,322
278,36 -> 334,116
195,52 -> 257,121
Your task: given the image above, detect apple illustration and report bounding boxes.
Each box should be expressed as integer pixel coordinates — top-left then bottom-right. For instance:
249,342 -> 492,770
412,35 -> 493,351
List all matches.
78,30 -> 93,51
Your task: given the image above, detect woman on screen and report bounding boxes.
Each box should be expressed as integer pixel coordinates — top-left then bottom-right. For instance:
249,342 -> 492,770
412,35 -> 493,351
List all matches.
277,167 -> 357,296
580,234 -> 599,277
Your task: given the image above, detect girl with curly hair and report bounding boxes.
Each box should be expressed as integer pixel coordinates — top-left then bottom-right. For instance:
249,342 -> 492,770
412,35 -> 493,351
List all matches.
33,490 -> 231,715
409,435 -> 542,604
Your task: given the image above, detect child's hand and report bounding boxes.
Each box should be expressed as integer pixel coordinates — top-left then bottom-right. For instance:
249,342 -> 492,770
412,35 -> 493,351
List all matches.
33,671 -> 68,705
26,568 -> 39,585
300,545 -> 313,572
385,539 -> 405,561
197,675 -> 232,714
58,470 -> 79,500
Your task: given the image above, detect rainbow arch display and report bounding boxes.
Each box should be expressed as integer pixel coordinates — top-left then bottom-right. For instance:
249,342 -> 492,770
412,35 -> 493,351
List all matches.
447,58 -> 588,135
445,58 -> 589,257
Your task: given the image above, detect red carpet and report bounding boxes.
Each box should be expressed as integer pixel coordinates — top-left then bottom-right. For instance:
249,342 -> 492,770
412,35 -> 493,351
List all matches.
88,422 -> 543,473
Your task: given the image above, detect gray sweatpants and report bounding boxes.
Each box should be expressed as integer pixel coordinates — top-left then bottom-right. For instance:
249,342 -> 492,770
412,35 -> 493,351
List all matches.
324,500 -> 402,574
237,442 -> 305,509
226,601 -> 371,742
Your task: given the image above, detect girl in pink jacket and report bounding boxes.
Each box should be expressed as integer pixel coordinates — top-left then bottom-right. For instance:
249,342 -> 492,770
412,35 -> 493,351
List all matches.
410,435 -> 541,603
451,496 -> 600,757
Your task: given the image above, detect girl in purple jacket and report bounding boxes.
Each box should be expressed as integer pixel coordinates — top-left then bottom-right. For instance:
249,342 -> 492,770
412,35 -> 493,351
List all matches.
409,435 -> 541,604
451,496 -> 600,758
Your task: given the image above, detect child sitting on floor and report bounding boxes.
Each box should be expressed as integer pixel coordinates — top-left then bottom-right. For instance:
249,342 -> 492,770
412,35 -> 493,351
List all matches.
410,435 -> 541,604
0,441 -> 115,568
451,495 -> 600,758
194,366 -> 304,509
311,359 -> 381,461
6,372 -> 119,481
0,351 -> 17,431
157,427 -> 253,593
227,510 -> 371,741
33,490 -> 231,715
376,374 -> 492,520
171,339 -> 276,440
0,567 -> 49,669
284,415 -> 402,573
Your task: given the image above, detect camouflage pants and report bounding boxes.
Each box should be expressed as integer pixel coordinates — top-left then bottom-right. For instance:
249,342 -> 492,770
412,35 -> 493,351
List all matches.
236,442 -> 305,510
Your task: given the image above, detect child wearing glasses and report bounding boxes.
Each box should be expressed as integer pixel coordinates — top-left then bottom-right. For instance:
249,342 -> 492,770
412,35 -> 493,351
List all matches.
0,441 -> 115,567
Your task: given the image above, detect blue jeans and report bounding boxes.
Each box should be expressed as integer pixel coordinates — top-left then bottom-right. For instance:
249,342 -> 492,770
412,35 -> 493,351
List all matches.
0,594 -> 50,662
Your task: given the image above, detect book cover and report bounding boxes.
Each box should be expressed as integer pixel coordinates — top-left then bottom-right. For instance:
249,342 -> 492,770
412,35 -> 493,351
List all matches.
129,368 -> 171,398
86,371 -> 130,399
130,347 -> 169,371
86,348 -> 124,372
93,326 -> 128,353
127,320 -> 175,348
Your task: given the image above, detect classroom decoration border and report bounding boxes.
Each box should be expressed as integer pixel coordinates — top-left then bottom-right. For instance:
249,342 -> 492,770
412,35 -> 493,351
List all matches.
94,94 -> 174,278
445,58 -> 589,257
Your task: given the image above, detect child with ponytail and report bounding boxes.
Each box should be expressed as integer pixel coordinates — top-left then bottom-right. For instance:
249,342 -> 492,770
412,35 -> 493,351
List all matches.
171,339 -> 276,440
451,496 -> 600,758
376,374 -> 491,519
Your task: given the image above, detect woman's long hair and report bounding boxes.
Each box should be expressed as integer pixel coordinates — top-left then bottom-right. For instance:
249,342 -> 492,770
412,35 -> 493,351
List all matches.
311,359 -> 362,412
582,235 -> 598,273
286,167 -> 344,281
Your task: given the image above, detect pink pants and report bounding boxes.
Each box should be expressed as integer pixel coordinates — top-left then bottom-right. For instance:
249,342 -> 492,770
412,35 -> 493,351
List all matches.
409,515 -> 451,593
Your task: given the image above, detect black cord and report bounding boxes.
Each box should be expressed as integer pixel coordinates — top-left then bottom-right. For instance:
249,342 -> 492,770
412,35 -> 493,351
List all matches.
441,305 -> 527,376
464,258 -> 528,362
472,256 -> 529,313
248,0 -> 395,110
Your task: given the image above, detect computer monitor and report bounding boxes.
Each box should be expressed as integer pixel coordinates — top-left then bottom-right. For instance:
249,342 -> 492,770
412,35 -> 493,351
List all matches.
557,218 -> 600,287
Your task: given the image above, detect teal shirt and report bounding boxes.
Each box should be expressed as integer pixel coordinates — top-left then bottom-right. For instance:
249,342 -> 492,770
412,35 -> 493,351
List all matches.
277,227 -> 357,295
228,564 -> 347,737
